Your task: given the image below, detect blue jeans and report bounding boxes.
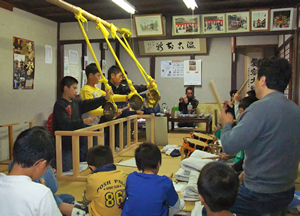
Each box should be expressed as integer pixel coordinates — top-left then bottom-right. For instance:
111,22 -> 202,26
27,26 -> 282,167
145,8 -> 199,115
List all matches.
202,182 -> 294,216
54,194 -> 75,206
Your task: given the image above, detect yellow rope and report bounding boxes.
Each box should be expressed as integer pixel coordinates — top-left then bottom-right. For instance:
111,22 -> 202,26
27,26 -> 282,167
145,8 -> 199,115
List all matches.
116,29 -> 160,98
74,9 -> 116,108
96,21 -> 142,101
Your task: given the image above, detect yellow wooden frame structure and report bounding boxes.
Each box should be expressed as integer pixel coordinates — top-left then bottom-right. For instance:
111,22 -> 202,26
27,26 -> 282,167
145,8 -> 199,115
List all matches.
55,115 -> 154,181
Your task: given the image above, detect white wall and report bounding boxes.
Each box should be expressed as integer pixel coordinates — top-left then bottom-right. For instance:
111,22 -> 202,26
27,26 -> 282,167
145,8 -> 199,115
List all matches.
119,40 -> 150,86
60,19 -> 137,40
0,8 -> 57,161
154,38 -> 232,109
237,35 -> 277,46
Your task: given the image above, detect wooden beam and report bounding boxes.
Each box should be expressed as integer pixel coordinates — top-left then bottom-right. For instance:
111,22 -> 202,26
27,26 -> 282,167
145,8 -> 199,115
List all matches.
0,0 -> 13,11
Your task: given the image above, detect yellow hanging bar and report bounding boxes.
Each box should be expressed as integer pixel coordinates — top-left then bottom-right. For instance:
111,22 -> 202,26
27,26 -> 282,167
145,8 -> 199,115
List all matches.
46,0 -> 151,109
46,0 -> 125,35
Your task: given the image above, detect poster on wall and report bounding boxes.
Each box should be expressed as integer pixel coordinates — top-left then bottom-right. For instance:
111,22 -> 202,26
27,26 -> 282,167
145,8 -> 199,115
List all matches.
13,37 -> 35,89
64,56 -> 69,76
161,60 -> 184,78
245,49 -> 263,93
184,60 -> 202,85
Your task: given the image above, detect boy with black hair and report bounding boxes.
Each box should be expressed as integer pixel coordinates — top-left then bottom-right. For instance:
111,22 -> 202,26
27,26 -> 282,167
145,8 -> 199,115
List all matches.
0,126 -> 61,216
53,76 -> 111,171
108,65 -> 149,96
80,63 -> 128,126
122,142 -> 184,216
102,65 -> 148,148
82,145 -> 127,216
197,162 -> 239,216
225,89 -> 241,120
220,57 -> 300,215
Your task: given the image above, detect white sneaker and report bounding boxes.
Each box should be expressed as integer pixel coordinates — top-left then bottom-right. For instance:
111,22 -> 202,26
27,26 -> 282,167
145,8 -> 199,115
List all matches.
115,147 -> 120,153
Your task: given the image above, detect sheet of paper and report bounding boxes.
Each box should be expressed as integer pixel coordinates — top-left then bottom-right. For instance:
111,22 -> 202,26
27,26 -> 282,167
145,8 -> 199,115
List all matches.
116,158 -> 137,167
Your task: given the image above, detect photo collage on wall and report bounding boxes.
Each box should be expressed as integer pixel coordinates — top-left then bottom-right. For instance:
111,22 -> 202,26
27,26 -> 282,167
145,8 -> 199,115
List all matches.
13,37 -> 35,89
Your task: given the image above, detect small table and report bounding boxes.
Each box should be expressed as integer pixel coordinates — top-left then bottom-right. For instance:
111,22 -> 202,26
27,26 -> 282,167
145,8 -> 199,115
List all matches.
167,116 -> 212,133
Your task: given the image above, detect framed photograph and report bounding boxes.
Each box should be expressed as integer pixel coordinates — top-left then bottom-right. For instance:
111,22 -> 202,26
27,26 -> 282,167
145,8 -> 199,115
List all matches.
172,15 -> 200,36
202,13 -> 225,34
134,14 -> 164,37
270,8 -> 294,31
226,12 -> 250,33
250,9 -> 270,31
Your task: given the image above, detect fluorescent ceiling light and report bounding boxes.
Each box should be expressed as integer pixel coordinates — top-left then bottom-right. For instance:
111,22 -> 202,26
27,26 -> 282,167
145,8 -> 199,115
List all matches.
183,0 -> 198,10
112,0 -> 135,14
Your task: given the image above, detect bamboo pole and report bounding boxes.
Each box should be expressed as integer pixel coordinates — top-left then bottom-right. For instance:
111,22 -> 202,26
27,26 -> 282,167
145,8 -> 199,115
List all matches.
46,0 -> 124,34
231,79 -> 249,104
210,80 -> 223,111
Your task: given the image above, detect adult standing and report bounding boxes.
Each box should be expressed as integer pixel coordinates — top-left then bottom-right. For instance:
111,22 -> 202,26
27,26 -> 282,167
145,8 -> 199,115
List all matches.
220,58 -> 300,215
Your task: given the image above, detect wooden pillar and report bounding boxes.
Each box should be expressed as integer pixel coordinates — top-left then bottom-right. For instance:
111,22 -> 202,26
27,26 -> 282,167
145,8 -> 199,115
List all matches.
82,42 -> 87,69
231,37 -> 237,91
150,55 -> 155,78
57,22 -> 64,99
115,41 -> 120,65
100,42 -> 106,90
294,29 -> 299,104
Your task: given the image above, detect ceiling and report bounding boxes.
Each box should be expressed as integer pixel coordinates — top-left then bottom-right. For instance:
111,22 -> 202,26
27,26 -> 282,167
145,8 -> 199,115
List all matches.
0,0 -> 299,23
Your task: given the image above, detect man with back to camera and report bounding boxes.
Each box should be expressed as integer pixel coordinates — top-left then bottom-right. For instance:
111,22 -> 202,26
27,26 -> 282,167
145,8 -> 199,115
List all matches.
219,57 -> 300,216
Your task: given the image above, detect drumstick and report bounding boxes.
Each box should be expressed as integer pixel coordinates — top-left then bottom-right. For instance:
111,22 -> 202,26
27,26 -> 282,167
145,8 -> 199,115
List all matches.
237,79 -> 249,94
210,80 -> 223,111
231,79 -> 249,104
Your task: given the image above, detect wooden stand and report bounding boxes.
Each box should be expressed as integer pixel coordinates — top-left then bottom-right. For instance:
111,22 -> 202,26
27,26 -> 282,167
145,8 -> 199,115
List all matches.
55,115 -> 155,181
24,119 -> 36,128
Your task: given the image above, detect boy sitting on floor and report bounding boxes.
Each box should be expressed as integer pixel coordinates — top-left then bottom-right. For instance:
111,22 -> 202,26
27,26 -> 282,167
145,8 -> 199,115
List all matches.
197,162 -> 240,216
0,126 -> 61,216
82,145 -> 127,216
122,142 -> 184,216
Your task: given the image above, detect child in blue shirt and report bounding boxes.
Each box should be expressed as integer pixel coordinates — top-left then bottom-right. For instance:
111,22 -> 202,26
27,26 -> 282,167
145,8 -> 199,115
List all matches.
122,142 -> 184,216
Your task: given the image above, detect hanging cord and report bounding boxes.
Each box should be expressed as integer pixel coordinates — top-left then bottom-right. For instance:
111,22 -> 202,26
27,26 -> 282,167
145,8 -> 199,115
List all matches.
96,21 -> 142,101
112,25 -> 160,98
74,8 -> 116,109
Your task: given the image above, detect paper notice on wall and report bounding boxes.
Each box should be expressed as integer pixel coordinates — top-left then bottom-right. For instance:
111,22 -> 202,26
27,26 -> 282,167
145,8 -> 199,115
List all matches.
161,60 -> 184,78
69,64 -> 79,78
69,50 -> 78,64
64,56 -> 69,76
184,59 -> 202,85
45,45 -> 52,64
